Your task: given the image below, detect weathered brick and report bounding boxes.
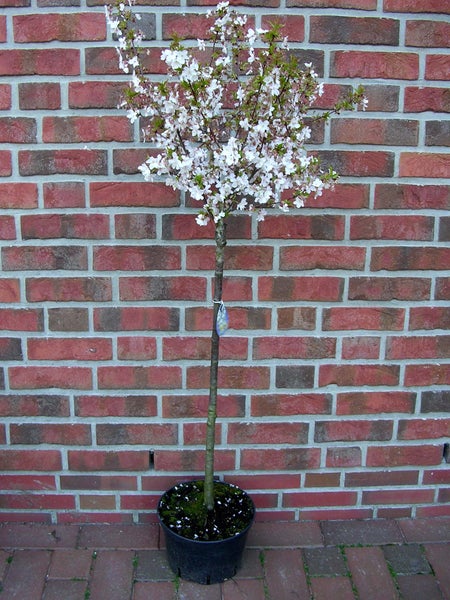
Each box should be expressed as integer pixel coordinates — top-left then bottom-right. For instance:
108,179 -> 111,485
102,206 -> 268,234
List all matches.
406,20 -> 450,48
253,336 -> 335,359
96,423 -> 177,445
10,423 -> 91,445
76,395 -> 157,418
337,391 -> 415,415
2,246 -> 87,271
350,215 -> 433,240
19,150 -> 107,175
27,338 -> 112,361
332,118 -> 418,146
0,394 -> 69,417
228,422 -> 308,445
331,51 -> 419,79
320,364 -> 400,387
371,246 -> 450,271
280,245 -> 365,270
90,181 -> 179,207
259,276 -> 343,302
0,49 -> 80,75
315,419 -> 393,442
93,246 -> 181,271
400,152 -> 450,177
241,448 -> 321,471
367,445 -> 442,467
94,307 -> 179,331
426,54 -> 450,80
43,116 -> 132,143
251,393 -> 332,416
311,16 -> 399,45
9,366 -> 92,390
323,307 -> 405,330
0,117 -> 37,143
384,0 -> 450,13
98,366 -> 182,390
27,277 -> 112,302
43,181 -> 85,208
13,13 -> 106,42
19,82 -> 61,110
386,335 -> 450,359
21,213 -> 109,239
404,86 -> 450,113
426,120 -> 450,146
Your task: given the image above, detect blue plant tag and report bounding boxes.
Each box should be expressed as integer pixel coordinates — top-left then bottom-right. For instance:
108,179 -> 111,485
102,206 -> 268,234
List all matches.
216,302 -> 229,336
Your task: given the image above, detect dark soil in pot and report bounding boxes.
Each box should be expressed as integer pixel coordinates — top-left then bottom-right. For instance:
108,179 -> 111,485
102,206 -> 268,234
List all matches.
158,479 -> 254,541
157,480 -> 255,584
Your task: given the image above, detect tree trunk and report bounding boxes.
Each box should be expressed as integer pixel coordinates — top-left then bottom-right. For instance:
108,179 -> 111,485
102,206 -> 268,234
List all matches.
204,219 -> 227,511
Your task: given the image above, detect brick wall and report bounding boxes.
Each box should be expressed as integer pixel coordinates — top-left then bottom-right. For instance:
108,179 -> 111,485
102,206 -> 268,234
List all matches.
0,0 -> 449,524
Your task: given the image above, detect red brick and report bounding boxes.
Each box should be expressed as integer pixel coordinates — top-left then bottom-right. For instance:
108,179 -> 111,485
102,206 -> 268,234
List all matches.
228,422 -> 308,445
375,184 -> 450,209
284,491 -> 357,508
327,447 -> 358,470
3,246 -> 87,271
427,55 -> 450,80
305,472 -> 341,488
27,338 -> 112,361
345,470 -> 419,487
309,183 -> 369,209
43,116 -> 132,143
277,307 -> 316,330
19,150 -> 107,175
9,366 -> 92,390
310,16 -> 398,44
349,277 -> 431,301
93,245 -> 180,271
61,475 -> 138,491
406,20 -> 450,48
241,448 -> 321,471
164,213 -> 251,241
98,366 -> 181,390
162,13 -> 213,40
367,445 -> 442,467
310,577 -> 355,600
342,336 -> 380,360
410,307 -> 450,330
261,15 -> 304,41
187,365 -> 270,390
10,423 -> 91,445
405,363 -> 450,386
251,393 -> 332,416
320,364 -> 400,387
253,336 -> 335,359
384,0 -> 450,12
13,13 -> 106,42
182,421 -> 221,445
0,215 -> 15,239
257,214 -> 344,239
27,277 -> 111,303
404,87 -> 450,113
75,395 -> 157,418
331,51 -> 419,79
0,117 -> 36,143
423,470 -> 450,485
115,214 -> 156,239
288,0 -> 376,7
371,247 -> 450,271
162,394 -> 245,418
280,245 -> 365,270
0,309 -> 43,331
259,276 -> 343,302
48,308 -> 89,332
337,391 -> 415,415
68,450 -> 148,472
319,150 -> 394,177
43,181 -> 85,209
88,550 -> 134,600
119,276 -> 206,301
0,549 -> 50,599
0,475 -> 56,491
187,245 -> 273,271
0,449 -> 62,471
0,279 -> 20,303
19,82 -> 61,110
400,152 -> 450,177
333,118 -> 418,146
0,394 -> 69,417
96,423 -> 177,445
0,49 -> 80,75
323,307 -> 404,330
163,336 -> 247,361
69,81 -> 125,109
387,335 -> 450,359
21,213 -> 109,239
90,182 -> 179,207
346,547 -> 398,600
398,418 -> 450,440
117,336 -> 157,360
154,449 -> 235,472
315,419 -> 393,442
264,548 -> 309,600
0,151 -> 11,175
94,307 -> 179,331
350,215 -> 433,240
436,278 -> 450,300
0,84 -> 11,109
0,183 -> 38,209
363,489 -> 434,505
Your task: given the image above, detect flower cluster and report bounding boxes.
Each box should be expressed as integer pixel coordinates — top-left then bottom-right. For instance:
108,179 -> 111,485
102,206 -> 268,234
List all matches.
106,1 -> 366,225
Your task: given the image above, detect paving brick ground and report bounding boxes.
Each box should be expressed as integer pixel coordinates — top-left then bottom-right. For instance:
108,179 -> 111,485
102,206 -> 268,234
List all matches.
0,517 -> 449,599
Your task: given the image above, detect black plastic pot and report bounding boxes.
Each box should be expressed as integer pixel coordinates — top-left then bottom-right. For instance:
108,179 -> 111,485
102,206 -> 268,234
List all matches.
157,481 -> 255,585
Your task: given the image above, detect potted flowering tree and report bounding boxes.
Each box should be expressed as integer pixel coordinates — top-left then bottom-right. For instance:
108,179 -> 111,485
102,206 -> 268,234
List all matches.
107,0 -> 365,584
